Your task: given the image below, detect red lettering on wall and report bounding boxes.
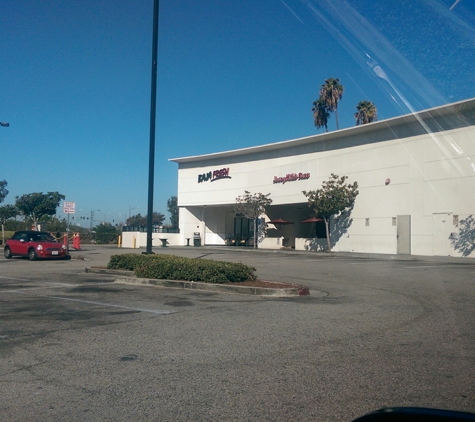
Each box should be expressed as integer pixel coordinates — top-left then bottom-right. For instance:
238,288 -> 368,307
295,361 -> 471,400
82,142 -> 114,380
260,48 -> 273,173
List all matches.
273,172 -> 310,184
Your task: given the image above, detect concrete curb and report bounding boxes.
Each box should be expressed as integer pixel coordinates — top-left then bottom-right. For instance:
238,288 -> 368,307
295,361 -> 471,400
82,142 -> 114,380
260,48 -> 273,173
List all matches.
85,267 -> 134,276
114,277 -> 310,297
85,267 -> 310,297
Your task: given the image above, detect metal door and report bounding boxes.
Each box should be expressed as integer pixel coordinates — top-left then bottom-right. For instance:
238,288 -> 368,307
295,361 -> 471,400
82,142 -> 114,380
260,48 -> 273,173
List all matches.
397,215 -> 411,255
432,213 -> 452,256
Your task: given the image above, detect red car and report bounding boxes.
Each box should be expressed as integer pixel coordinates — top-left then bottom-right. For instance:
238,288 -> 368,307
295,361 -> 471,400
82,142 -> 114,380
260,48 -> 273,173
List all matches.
4,231 -> 69,260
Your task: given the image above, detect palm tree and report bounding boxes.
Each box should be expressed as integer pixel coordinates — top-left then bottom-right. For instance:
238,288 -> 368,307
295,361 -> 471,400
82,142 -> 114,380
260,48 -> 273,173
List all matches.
354,100 -> 378,125
312,97 -> 330,132
319,77 -> 344,130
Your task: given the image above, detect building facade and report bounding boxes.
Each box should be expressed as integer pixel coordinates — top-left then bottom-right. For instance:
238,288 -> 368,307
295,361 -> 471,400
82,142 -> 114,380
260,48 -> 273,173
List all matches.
170,98 -> 475,257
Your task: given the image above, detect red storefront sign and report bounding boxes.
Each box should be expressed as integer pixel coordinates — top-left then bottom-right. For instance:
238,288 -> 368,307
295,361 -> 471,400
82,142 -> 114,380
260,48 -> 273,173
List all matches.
273,172 -> 310,184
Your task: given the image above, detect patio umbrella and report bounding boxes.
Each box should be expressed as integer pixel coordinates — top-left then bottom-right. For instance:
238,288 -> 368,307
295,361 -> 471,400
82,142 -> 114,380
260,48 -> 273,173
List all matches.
301,217 -> 324,236
300,217 -> 324,223
268,218 -> 294,229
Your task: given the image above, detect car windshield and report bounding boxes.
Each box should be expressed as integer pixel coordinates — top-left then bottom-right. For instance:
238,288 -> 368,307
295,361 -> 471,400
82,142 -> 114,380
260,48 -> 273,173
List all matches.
30,233 -> 55,242
1,1 -> 474,421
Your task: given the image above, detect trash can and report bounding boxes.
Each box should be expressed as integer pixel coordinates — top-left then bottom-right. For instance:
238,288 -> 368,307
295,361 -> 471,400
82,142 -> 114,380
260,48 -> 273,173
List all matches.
193,232 -> 201,247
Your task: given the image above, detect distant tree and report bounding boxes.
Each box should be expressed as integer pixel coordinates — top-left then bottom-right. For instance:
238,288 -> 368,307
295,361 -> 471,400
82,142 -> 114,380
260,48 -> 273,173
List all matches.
303,174 -> 359,252
128,213 -> 147,227
39,215 -> 68,232
94,223 -> 118,244
128,212 -> 165,227
234,191 -> 273,249
319,77 -> 344,130
167,196 -> 179,228
0,180 -> 8,204
0,204 -> 17,245
15,192 -> 65,230
355,100 -> 378,125
4,219 -> 27,232
152,211 -> 165,226
312,97 -> 330,132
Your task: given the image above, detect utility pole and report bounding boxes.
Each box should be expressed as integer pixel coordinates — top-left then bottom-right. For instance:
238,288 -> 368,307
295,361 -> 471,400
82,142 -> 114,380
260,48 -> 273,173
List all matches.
90,209 -> 100,232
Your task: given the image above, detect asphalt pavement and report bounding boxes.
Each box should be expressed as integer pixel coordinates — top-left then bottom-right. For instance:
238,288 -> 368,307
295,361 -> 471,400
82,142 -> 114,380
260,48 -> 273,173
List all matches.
1,245 -> 474,421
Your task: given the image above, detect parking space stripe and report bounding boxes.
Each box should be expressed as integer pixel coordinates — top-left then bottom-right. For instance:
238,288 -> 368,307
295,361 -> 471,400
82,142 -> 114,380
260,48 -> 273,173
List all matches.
5,290 -> 173,315
402,265 -> 474,269
0,275 -> 32,281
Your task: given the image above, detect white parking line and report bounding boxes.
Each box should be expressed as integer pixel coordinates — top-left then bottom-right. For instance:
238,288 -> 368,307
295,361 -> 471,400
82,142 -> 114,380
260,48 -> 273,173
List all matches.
5,290 -> 173,315
401,265 -> 472,269
0,277 -> 79,289
0,275 -> 32,281
5,285 -> 84,293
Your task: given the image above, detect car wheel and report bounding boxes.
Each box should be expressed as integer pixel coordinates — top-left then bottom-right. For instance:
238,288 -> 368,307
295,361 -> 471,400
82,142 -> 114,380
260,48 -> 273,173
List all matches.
4,247 -> 12,259
28,248 -> 37,261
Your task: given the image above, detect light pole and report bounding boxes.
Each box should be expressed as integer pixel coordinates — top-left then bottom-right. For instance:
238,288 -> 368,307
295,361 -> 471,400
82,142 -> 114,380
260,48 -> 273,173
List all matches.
90,209 -> 100,232
98,213 -> 106,224
128,206 -> 138,226
145,0 -> 159,255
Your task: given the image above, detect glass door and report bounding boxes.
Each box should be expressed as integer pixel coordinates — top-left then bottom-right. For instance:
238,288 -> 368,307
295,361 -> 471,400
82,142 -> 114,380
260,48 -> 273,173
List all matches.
234,217 -> 253,246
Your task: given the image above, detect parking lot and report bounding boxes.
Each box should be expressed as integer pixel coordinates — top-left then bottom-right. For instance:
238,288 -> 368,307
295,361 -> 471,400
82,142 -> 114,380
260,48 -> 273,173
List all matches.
1,246 -> 474,421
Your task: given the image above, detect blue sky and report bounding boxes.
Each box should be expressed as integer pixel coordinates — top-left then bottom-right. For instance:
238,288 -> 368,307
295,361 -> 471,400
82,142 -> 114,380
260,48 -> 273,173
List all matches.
1,0 -> 474,226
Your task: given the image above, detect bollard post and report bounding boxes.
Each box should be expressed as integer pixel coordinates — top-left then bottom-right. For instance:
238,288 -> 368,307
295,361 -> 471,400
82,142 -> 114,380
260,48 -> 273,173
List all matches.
73,233 -> 81,250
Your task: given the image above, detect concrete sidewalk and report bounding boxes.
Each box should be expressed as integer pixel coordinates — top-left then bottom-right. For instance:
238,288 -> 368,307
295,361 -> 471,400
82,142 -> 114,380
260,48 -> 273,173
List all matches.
71,243 -> 475,267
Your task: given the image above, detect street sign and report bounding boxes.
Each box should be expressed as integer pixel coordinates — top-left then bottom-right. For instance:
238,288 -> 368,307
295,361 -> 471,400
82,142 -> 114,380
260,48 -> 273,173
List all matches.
63,201 -> 76,214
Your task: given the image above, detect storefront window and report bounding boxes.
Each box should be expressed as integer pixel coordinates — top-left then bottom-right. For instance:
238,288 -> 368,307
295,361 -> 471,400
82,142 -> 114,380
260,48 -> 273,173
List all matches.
234,216 -> 254,246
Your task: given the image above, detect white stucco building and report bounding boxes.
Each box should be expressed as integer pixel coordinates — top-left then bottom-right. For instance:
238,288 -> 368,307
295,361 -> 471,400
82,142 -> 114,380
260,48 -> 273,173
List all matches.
167,98 -> 475,257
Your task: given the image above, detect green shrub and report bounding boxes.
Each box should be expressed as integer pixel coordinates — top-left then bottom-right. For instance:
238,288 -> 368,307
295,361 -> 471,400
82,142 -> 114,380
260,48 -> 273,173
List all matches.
94,224 -> 119,244
4,220 -> 29,231
0,230 -> 15,245
108,253 -> 149,270
107,253 -> 257,284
